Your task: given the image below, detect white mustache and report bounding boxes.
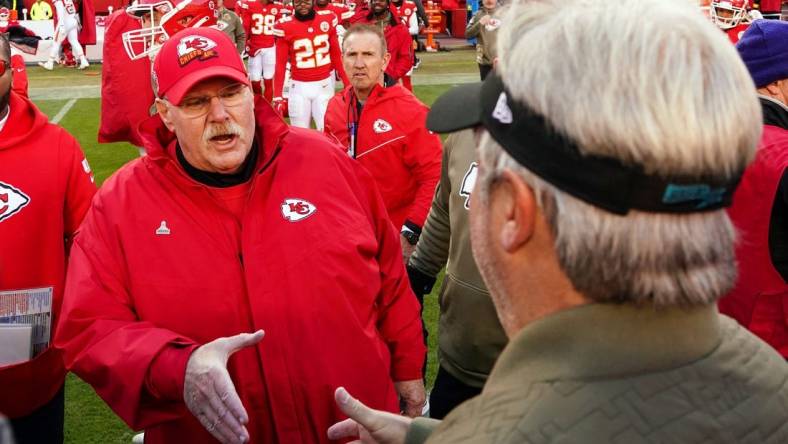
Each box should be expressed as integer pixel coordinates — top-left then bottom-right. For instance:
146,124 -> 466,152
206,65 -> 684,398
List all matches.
203,122 -> 242,143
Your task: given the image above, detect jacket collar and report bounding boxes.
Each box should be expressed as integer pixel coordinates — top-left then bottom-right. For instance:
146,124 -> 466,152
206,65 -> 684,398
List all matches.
759,95 -> 788,131
485,303 -> 721,389
343,83 -> 408,106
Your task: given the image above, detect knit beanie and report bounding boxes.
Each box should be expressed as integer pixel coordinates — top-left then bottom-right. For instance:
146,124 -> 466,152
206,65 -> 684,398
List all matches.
736,20 -> 788,88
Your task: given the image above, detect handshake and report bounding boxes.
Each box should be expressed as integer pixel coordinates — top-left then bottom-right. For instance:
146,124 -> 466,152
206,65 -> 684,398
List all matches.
183,331 -> 425,444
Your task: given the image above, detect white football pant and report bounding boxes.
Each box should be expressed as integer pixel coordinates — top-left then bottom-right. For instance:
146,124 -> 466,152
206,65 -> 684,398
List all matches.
288,77 -> 333,130
50,17 -> 84,60
247,46 -> 276,82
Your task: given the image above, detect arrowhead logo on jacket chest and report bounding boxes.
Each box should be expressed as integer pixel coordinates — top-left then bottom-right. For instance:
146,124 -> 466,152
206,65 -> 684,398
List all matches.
373,119 -> 392,133
0,181 -> 31,223
281,198 -> 317,222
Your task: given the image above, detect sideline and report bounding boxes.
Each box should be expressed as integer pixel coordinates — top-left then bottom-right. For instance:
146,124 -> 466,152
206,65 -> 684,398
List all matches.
50,98 -> 77,124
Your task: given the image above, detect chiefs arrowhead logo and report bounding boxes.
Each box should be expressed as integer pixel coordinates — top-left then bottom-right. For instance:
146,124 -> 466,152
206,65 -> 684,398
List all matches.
0,181 -> 31,223
281,198 -> 317,222
177,35 -> 219,66
373,119 -> 392,133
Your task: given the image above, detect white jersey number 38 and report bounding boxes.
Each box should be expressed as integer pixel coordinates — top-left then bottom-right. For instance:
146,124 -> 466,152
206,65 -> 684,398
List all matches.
250,13 -> 276,35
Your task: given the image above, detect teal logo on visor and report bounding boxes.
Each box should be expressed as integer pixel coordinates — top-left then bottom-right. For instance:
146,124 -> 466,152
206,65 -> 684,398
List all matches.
662,184 -> 727,209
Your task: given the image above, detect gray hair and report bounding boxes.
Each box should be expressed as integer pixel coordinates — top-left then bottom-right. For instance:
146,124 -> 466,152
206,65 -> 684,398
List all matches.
477,0 -> 761,307
342,24 -> 387,57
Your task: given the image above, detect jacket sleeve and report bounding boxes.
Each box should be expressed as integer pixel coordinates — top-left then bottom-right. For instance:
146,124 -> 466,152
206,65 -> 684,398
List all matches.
273,30 -> 288,98
385,26 -> 413,81
329,25 -> 349,86
234,14 -> 246,54
59,130 -> 96,244
465,11 -> 483,39
408,133 -> 453,277
323,96 -> 347,147
10,54 -> 28,98
355,164 -> 426,381
55,197 -> 200,430
402,105 -> 442,228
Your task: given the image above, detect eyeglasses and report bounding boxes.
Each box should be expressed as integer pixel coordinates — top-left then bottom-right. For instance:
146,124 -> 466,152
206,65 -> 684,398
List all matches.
0,60 -> 8,76
174,83 -> 250,118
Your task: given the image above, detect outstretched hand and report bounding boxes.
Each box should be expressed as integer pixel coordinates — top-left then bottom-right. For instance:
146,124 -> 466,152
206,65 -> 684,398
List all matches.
183,330 -> 265,444
327,387 -> 413,444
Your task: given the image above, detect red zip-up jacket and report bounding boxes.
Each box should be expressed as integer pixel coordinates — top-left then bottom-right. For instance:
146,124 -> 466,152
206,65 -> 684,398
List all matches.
324,84 -> 441,229
720,124 -> 788,357
55,98 -> 425,443
0,92 -> 96,418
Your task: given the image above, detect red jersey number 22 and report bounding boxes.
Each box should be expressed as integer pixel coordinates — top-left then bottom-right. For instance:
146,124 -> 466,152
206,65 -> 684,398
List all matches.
293,34 -> 330,69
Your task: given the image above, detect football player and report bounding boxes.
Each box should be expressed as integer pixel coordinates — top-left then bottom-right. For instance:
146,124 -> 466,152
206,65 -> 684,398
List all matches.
122,0 -> 216,61
314,0 -> 354,26
122,0 -> 174,60
272,0 -> 348,129
0,8 -> 31,96
711,0 -> 761,43
39,0 -> 89,70
241,0 -> 287,101
392,0 -> 418,90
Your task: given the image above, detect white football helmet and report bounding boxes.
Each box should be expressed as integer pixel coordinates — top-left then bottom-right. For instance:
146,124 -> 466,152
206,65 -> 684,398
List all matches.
122,0 -> 218,60
123,0 -> 175,60
710,0 -> 749,29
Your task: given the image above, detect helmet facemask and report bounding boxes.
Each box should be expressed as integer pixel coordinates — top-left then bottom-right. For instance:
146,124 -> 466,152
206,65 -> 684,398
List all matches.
123,1 -> 174,60
711,0 -> 747,30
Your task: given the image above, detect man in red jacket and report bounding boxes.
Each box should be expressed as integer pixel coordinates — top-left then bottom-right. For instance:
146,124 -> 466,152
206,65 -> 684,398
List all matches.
55,27 -> 426,444
721,20 -> 788,360
324,24 -> 441,260
349,0 -> 413,85
0,34 -> 96,444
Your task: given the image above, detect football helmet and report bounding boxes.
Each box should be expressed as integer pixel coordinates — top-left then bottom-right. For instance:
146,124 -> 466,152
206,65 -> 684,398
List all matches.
0,7 -> 10,21
710,0 -> 749,29
122,0 -> 217,60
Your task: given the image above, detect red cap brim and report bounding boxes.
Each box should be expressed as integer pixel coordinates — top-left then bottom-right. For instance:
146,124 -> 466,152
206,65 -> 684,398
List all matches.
162,66 -> 251,105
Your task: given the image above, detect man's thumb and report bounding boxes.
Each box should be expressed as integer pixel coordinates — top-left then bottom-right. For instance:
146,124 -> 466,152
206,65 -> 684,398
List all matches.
334,387 -> 377,429
223,330 -> 265,355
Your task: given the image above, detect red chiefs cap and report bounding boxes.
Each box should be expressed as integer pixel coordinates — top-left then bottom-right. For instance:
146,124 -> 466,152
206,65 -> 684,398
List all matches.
152,27 -> 250,105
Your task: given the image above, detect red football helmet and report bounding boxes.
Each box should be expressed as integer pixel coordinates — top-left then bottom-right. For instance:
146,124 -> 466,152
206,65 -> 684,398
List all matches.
710,0 -> 749,29
0,7 -> 10,21
122,0 -> 218,60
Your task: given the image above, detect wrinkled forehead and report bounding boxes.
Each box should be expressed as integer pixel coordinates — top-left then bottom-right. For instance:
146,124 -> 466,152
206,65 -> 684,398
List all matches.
343,31 -> 385,55
181,75 -> 241,99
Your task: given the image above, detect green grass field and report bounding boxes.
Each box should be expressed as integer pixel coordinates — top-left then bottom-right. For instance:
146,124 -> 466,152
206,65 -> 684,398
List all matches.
27,47 -> 475,443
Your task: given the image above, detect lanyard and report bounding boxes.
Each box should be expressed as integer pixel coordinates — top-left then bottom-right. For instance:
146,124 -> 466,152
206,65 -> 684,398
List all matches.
346,92 -> 361,159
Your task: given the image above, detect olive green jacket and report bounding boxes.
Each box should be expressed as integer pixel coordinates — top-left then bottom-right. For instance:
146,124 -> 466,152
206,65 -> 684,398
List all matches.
465,7 -> 500,66
408,130 -> 507,388
217,7 -> 246,54
406,304 -> 788,443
